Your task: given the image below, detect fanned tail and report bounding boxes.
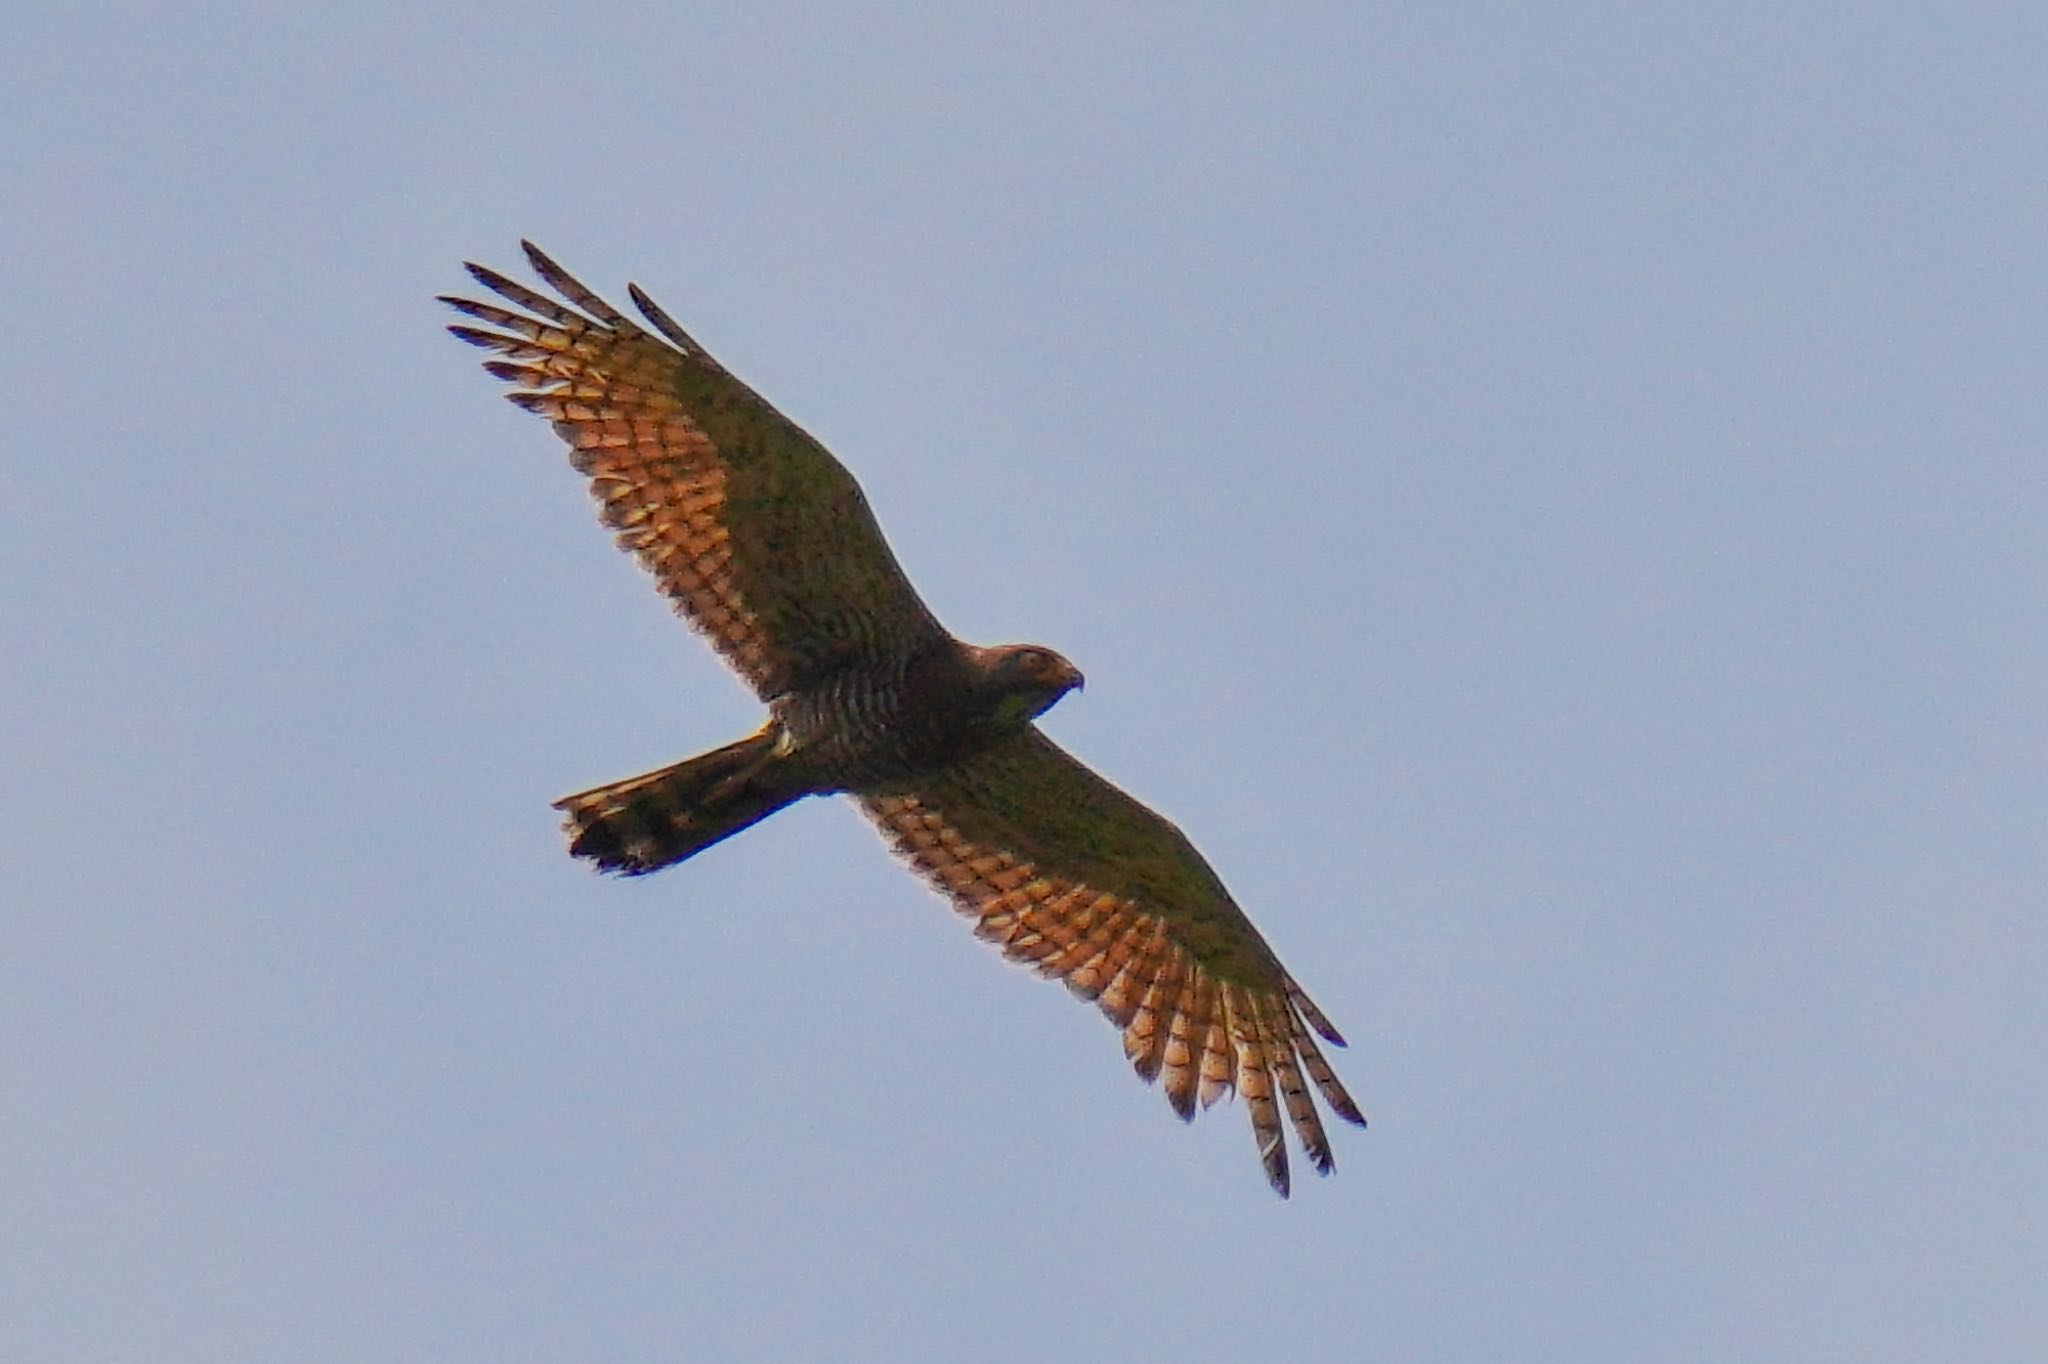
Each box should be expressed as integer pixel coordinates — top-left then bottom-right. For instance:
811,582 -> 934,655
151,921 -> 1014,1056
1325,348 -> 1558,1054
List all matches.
554,729 -> 802,874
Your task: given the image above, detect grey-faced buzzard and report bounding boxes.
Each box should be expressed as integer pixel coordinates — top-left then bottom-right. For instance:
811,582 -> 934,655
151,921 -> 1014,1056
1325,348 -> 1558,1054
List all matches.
442,244 -> 1365,1194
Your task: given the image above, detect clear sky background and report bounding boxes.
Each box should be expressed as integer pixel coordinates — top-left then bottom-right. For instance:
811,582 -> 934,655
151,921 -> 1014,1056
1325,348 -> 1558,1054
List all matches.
6,5 -> 2044,1361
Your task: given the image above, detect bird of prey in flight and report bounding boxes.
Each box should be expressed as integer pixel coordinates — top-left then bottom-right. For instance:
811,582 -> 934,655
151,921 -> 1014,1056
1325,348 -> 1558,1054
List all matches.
442,244 -> 1365,1194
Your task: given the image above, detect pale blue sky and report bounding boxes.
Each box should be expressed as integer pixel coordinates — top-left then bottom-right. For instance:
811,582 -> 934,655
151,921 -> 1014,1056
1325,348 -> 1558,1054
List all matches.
6,5 -> 2044,1360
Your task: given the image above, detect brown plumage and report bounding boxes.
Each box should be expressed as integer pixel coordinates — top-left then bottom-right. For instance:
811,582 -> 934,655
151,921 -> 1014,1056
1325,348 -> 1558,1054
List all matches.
442,243 -> 1366,1195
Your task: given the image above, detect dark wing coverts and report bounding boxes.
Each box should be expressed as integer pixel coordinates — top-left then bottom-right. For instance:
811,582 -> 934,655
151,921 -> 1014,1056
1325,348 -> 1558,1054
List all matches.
862,729 -> 1366,1195
442,241 -> 944,699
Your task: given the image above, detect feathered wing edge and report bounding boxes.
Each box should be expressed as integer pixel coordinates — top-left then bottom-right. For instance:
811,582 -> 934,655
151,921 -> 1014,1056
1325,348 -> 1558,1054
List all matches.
860,772 -> 1366,1198
439,244 -> 953,703
441,240 -> 711,362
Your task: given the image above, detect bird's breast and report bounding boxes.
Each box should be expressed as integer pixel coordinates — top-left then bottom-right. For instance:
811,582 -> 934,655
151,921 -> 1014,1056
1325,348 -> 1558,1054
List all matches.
774,654 -> 986,789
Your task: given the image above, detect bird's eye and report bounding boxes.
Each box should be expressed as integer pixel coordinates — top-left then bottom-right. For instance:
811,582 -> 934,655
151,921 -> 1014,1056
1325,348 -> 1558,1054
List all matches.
1018,649 -> 1046,671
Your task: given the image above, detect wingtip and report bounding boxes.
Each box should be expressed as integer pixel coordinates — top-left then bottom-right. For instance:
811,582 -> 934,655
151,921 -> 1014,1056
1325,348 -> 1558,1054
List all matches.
1260,1133 -> 1290,1198
1327,1085 -> 1370,1129
520,238 -> 566,281
1285,979 -> 1349,1047
628,279 -> 709,356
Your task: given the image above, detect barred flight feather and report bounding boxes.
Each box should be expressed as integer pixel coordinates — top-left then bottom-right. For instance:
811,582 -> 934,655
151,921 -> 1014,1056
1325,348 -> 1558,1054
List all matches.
859,761 -> 1365,1195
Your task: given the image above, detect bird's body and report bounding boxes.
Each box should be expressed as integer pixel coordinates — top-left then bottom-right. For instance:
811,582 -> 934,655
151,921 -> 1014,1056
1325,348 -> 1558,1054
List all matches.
443,244 -> 1365,1194
771,639 -> 1081,791
561,637 -> 1083,873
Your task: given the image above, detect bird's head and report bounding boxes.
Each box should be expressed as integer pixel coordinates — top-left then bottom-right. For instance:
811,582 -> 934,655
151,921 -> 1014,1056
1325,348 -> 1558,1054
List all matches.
974,643 -> 1085,729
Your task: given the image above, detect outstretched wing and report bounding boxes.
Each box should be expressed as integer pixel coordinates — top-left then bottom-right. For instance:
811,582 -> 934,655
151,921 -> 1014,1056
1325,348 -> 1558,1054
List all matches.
442,243 -> 946,700
858,729 -> 1365,1196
